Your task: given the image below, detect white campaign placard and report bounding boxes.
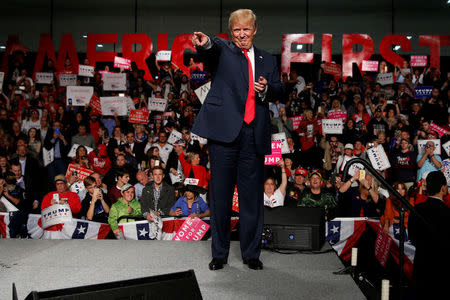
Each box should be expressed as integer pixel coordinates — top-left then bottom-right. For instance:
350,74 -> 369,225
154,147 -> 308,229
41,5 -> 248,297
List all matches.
59,74 -> 77,87
0,72 -> 4,89
191,133 -> 208,145
442,159 -> 450,186
42,147 -> 54,167
348,162 -> 365,177
367,145 -> 391,171
66,86 -> 93,106
271,132 -> 289,154
100,97 -> 129,116
168,129 -> 182,145
443,140 -> 450,157
322,119 -> 343,134
194,81 -> 211,104
376,72 -> 394,85
417,139 -> 441,155
184,178 -> 199,186
67,144 -> 94,158
148,98 -> 168,112
78,64 -> 94,77
156,50 -> 172,61
103,73 -> 126,91
41,204 -> 73,229
1,196 -> 18,212
36,72 -> 54,84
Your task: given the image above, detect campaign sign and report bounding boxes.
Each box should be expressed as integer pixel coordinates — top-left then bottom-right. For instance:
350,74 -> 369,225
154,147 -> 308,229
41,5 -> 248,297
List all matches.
184,178 -> 199,186
414,86 -> 433,99
367,144 -> 391,171
100,96 -> 128,116
264,193 -> 284,208
0,72 -> 4,88
322,119 -> 343,134
67,86 -> 93,106
417,139 -> 441,155
41,204 -> 73,229
89,95 -> 102,114
78,65 -> 94,77
374,227 -> 393,267
59,74 -> 77,87
99,70 -> 112,79
328,110 -> 347,121
103,73 -> 126,91
42,148 -> 54,167
67,144 -> 93,158
443,140 -> 450,157
156,50 -> 172,61
361,60 -> 379,72
265,141 -> 282,165
232,185 -> 239,212
65,163 -> 94,181
376,72 -> 394,85
190,71 -> 207,82
168,129 -> 182,145
410,55 -> 427,67
289,115 -> 303,130
114,56 -> 131,70
129,109 -> 150,124
148,98 -> 168,112
271,132 -> 289,154
430,122 -> 447,138
323,62 -> 341,77
172,217 -> 210,241
190,133 -> 208,145
36,72 -> 54,84
442,159 -> 450,187
194,81 -> 211,104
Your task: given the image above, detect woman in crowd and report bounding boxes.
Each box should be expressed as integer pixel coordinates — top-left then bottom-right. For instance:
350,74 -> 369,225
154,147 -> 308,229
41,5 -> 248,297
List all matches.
381,181 -> 414,234
0,155 -> 12,179
108,184 -> 142,237
169,184 -> 210,219
27,127 -> 42,161
263,160 -> 288,208
352,102 -> 371,126
174,144 -> 209,190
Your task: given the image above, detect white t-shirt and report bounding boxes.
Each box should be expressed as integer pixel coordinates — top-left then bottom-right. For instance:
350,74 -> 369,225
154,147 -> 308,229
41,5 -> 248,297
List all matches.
264,188 -> 285,208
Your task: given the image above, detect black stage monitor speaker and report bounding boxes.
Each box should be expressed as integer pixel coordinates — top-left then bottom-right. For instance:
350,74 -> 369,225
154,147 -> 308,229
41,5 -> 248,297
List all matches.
263,206 -> 325,251
23,270 -> 202,300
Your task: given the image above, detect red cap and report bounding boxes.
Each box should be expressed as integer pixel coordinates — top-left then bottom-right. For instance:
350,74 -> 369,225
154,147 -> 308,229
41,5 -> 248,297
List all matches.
294,168 -> 308,177
98,144 -> 107,156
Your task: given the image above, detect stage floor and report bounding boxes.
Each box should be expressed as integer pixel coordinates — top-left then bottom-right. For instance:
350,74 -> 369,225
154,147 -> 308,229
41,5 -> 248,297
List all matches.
0,240 -> 364,299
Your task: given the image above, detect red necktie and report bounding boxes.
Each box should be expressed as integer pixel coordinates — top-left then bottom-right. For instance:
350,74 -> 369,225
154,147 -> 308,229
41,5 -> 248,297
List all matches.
242,49 -> 255,124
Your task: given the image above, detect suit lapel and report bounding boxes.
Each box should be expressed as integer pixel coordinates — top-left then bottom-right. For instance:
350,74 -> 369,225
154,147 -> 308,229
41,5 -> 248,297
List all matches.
254,47 -> 264,81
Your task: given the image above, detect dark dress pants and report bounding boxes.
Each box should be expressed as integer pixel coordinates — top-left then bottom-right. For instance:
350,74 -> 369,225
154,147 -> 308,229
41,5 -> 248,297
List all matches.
208,123 -> 264,261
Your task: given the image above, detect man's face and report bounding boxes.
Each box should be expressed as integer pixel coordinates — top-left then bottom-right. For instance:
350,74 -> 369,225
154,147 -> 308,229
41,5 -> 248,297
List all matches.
92,173 -> 102,187
400,140 -> 410,150
230,19 -> 257,50
432,88 -> 439,98
330,137 -> 338,146
116,155 -> 126,167
152,169 -> 164,185
310,175 -> 322,189
0,110 -> 7,120
294,174 -> 305,186
55,181 -> 67,193
182,130 -> 191,142
126,133 -> 135,144
159,133 -> 167,143
11,165 -> 22,179
136,171 -> 149,186
17,146 -> 27,158
78,126 -> 87,136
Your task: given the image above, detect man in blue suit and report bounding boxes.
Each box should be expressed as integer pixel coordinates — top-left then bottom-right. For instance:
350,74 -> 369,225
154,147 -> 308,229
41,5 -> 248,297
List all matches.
192,9 -> 283,270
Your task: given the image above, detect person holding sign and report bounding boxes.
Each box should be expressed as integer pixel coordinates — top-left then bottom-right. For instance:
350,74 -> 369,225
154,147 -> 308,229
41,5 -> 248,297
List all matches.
191,9 -> 283,270
263,160 -> 287,208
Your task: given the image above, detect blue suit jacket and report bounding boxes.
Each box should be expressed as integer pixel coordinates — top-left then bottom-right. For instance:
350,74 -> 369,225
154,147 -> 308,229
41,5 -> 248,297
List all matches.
192,37 -> 283,155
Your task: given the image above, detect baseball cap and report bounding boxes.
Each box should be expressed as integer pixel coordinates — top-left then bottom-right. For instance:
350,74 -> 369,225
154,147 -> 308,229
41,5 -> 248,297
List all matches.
121,184 -> 134,193
309,170 -> 322,179
294,168 -> 308,177
344,143 -> 354,150
54,174 -> 67,183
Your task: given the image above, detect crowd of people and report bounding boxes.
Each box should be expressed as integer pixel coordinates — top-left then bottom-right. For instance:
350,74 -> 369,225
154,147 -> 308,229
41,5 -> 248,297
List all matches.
0,50 -> 449,239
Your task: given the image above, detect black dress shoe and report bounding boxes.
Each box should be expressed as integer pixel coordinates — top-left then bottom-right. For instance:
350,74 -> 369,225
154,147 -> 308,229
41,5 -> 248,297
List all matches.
209,258 -> 227,270
243,259 -> 263,270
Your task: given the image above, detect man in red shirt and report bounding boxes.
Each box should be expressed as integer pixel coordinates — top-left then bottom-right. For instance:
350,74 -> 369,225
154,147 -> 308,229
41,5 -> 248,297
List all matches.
40,174 -> 81,236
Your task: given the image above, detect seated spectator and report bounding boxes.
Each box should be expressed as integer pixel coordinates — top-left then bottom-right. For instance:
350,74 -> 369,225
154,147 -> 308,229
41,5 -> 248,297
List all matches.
79,176 -> 110,223
264,161 -> 287,208
298,171 -> 336,220
141,166 -> 176,219
71,123 -> 96,149
285,168 -> 308,207
338,170 -> 384,217
380,181 -> 414,234
40,175 -> 81,237
108,184 -> 142,237
107,168 -> 131,205
169,184 -> 209,218
416,141 -> 442,182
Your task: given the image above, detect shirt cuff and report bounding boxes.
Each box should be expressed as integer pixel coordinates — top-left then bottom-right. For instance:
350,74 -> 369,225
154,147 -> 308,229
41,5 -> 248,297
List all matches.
197,37 -> 212,50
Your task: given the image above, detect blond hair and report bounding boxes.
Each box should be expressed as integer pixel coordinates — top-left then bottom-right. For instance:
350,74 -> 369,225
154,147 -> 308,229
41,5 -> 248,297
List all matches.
228,9 -> 257,30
